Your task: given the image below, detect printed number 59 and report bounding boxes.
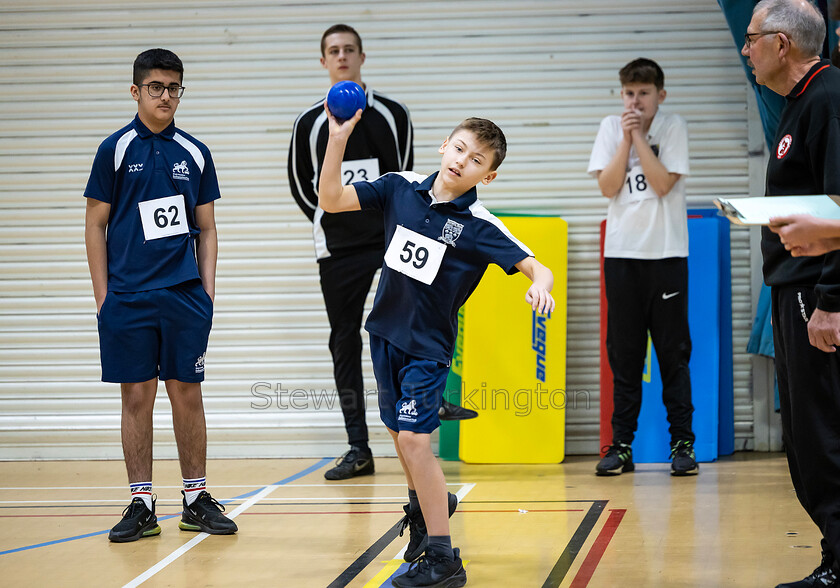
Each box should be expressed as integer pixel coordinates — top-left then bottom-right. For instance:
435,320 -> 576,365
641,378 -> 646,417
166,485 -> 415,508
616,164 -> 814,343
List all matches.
400,241 -> 428,269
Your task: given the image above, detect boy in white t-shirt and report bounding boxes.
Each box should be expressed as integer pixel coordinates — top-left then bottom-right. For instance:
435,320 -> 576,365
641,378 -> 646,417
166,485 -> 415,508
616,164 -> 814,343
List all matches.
587,58 -> 697,477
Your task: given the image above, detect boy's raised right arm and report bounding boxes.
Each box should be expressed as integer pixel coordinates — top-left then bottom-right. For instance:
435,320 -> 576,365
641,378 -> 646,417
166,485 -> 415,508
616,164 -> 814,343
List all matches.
317,104 -> 364,213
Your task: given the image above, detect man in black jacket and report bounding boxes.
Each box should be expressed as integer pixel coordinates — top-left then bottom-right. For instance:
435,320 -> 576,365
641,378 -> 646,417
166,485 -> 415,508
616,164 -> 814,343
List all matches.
742,1 -> 840,586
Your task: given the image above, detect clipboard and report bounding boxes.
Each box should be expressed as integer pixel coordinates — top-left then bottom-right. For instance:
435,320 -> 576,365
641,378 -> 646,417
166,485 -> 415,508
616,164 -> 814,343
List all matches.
713,195 -> 840,226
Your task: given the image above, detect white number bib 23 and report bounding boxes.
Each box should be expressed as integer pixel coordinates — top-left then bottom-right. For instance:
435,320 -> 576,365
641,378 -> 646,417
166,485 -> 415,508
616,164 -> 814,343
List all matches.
384,225 -> 446,285
138,194 -> 189,241
618,165 -> 655,203
341,158 -> 380,185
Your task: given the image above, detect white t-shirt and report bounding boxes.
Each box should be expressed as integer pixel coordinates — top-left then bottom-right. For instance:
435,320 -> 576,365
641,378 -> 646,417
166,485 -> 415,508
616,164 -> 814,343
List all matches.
588,109 -> 690,259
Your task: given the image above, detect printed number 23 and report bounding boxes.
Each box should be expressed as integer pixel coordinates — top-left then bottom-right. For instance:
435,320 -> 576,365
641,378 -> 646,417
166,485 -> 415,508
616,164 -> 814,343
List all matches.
400,241 -> 428,269
625,173 -> 648,193
343,168 -> 369,185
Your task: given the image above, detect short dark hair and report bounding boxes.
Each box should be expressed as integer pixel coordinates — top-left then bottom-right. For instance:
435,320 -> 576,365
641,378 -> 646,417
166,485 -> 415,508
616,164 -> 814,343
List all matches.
449,117 -> 507,170
619,58 -> 665,90
321,24 -> 363,57
133,48 -> 183,85
831,0 -> 840,20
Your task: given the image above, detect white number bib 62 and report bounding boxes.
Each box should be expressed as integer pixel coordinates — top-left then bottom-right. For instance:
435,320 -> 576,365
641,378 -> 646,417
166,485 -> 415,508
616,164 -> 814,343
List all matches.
384,225 -> 446,285
618,165 -> 655,203
138,194 -> 188,241
341,158 -> 380,185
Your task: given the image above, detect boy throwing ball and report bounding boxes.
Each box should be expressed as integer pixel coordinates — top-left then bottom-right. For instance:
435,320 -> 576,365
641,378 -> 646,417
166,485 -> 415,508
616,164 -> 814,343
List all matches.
319,109 -> 554,587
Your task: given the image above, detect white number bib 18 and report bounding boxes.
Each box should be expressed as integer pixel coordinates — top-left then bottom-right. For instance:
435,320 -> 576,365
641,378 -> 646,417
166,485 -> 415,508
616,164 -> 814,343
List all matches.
384,225 -> 446,285
341,158 -> 380,185
618,165 -> 655,203
138,194 -> 189,241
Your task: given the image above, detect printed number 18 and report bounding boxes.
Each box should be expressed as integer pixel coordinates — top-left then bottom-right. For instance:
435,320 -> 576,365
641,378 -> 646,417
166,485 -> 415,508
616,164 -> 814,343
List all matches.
626,174 -> 648,193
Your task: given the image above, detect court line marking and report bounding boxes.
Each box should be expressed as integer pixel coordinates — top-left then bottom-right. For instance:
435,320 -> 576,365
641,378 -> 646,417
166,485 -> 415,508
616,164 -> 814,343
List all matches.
0,483 -> 414,491
121,457 -> 331,587
569,508 -> 626,588
0,458 -> 332,557
541,500 -> 607,588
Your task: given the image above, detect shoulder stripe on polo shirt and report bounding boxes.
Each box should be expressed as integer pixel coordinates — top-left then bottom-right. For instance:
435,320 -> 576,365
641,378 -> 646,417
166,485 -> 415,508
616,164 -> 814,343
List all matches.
468,200 -> 534,257
173,132 -> 205,172
288,102 -> 324,213
374,92 -> 413,171
308,110 -> 329,197
796,64 -> 830,97
114,129 -> 138,171
394,171 -> 427,184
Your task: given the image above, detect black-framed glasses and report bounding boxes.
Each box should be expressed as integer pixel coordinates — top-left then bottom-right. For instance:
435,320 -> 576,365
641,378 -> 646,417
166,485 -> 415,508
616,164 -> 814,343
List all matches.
138,83 -> 185,99
744,30 -> 783,48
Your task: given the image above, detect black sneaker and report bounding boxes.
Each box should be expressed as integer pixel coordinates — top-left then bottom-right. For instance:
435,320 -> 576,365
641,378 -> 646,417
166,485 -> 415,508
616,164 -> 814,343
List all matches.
670,440 -> 699,476
439,400 -> 478,421
776,554 -> 840,587
399,492 -> 459,562
179,490 -> 238,534
108,496 -> 161,543
324,446 -> 374,480
392,546 -> 467,588
596,442 -> 634,476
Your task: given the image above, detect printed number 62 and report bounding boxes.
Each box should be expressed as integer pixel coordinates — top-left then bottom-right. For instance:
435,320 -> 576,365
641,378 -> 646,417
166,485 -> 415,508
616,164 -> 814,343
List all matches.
400,240 -> 428,269
154,206 -> 181,229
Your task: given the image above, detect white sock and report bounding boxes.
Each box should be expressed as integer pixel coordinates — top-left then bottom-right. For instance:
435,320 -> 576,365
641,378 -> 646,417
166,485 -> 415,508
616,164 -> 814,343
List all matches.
129,481 -> 153,511
183,477 -> 206,506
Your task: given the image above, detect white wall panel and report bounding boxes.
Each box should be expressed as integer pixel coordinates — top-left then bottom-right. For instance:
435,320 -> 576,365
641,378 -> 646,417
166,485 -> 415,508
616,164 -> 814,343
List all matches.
0,0 -> 756,459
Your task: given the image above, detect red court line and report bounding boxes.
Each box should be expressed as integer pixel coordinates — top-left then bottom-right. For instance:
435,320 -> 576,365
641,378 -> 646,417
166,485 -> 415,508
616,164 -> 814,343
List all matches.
569,508 -> 626,588
0,508 -> 585,519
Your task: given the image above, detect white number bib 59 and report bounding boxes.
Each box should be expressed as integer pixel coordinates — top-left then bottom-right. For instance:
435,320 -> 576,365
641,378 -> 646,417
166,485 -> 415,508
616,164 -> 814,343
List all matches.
618,165 -> 655,203
384,225 -> 446,285
138,194 -> 188,241
341,158 -> 380,185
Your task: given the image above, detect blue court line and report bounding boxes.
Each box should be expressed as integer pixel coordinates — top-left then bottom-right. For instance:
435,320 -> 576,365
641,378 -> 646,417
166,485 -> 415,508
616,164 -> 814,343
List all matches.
0,457 -> 332,556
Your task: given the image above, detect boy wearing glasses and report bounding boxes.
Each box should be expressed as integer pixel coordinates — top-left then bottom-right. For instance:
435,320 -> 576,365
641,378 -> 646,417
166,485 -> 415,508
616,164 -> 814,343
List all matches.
588,58 -> 697,477
85,48 -> 236,542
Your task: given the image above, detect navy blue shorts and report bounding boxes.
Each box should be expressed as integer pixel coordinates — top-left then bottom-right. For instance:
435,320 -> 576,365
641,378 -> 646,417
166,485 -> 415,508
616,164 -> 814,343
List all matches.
97,280 -> 213,383
369,334 -> 449,434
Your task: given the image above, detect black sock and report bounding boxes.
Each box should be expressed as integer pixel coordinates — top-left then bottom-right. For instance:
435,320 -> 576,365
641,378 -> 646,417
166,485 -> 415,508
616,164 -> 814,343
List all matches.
408,488 -> 420,511
351,443 -> 370,454
427,535 -> 454,560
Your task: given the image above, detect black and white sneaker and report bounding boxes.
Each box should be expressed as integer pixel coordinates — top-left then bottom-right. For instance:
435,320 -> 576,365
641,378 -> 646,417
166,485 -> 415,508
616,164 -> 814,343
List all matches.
399,492 -> 459,562
179,490 -> 238,534
324,446 -> 375,480
392,546 -> 467,588
108,496 -> 161,543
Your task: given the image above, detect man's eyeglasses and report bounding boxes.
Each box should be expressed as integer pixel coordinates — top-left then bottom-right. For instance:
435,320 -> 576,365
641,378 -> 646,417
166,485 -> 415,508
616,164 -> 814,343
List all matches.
138,83 -> 185,99
744,30 -> 783,48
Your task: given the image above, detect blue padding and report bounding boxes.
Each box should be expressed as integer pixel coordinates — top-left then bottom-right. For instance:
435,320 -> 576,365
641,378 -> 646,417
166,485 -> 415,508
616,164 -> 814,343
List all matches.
632,211 -> 733,462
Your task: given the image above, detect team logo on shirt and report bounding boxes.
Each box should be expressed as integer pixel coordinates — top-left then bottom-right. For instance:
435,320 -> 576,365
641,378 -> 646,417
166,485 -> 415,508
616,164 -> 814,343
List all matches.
128,163 -> 144,173
398,399 -> 418,422
438,219 -> 464,247
172,160 -> 190,181
195,352 -> 205,374
777,134 -> 792,159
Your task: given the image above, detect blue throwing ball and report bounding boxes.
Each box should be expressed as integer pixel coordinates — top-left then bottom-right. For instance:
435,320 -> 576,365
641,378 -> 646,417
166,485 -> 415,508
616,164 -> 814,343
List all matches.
327,81 -> 366,121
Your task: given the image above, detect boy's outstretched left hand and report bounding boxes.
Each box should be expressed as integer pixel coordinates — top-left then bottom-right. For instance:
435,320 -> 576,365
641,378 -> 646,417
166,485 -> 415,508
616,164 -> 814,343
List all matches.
526,283 -> 555,315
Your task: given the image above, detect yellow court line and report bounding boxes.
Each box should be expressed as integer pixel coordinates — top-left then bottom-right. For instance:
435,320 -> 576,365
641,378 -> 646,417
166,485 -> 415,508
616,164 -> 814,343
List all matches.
364,560 -> 405,587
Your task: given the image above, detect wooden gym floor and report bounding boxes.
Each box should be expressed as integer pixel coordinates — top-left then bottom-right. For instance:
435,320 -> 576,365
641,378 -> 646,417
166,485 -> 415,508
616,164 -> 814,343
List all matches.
0,453 -> 820,587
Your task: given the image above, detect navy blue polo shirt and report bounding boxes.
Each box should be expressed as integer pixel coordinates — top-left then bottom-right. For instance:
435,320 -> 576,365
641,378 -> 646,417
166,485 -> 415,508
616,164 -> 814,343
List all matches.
355,171 -> 533,364
84,115 -> 220,292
